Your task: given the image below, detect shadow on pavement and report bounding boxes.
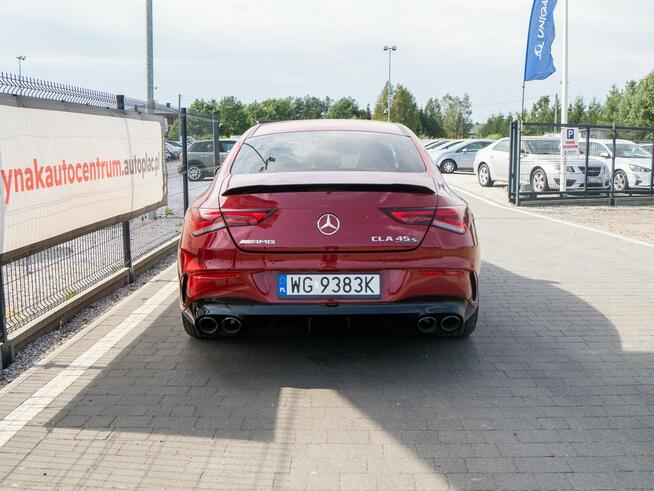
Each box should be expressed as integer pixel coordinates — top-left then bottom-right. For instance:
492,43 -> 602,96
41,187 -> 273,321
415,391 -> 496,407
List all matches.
47,261 -> 654,489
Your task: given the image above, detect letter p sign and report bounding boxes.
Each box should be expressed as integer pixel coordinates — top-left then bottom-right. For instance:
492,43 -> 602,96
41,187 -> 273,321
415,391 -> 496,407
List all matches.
566,129 -> 575,139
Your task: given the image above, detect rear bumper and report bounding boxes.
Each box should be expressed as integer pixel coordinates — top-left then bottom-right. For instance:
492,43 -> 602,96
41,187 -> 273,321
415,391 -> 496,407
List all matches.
182,297 -> 478,325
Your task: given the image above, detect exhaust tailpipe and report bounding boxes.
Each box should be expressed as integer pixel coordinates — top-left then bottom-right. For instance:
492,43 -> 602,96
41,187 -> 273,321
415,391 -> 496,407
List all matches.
440,315 -> 462,333
416,316 -> 439,334
197,316 -> 219,335
220,316 -> 242,336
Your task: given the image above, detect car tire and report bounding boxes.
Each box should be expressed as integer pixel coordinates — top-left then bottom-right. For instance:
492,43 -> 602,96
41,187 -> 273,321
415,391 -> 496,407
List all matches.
530,167 -> 548,192
440,160 -> 457,174
187,162 -> 204,182
477,164 -> 494,187
613,170 -> 629,191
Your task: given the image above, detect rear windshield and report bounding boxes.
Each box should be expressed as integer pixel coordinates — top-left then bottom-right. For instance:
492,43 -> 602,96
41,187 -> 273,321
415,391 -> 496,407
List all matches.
525,139 -> 560,155
231,131 -> 425,174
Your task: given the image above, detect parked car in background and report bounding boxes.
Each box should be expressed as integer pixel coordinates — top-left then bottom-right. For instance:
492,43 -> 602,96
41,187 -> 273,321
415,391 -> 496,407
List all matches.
431,139 -> 493,173
638,142 -> 652,155
474,137 -> 610,192
164,141 -> 181,161
178,139 -> 237,181
423,139 -> 448,150
583,139 -> 652,191
427,140 -> 462,161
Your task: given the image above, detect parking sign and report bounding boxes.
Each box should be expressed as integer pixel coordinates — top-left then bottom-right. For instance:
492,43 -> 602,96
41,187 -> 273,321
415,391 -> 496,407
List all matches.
561,127 -> 580,156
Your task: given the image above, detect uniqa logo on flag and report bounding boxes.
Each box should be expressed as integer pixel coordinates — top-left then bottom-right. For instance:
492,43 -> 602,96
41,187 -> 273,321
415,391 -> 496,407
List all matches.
524,0 -> 558,81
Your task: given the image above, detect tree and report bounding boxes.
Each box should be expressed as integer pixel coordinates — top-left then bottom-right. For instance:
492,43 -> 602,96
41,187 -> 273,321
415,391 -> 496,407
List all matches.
601,85 -> 622,123
527,96 -> 554,123
419,98 -> 444,137
630,70 -> 654,126
477,113 -> 512,138
246,98 -> 294,122
390,85 -> 420,132
216,96 -> 252,136
325,97 -> 362,119
293,95 -> 331,119
568,96 -> 586,125
441,94 -> 473,137
372,82 -> 392,121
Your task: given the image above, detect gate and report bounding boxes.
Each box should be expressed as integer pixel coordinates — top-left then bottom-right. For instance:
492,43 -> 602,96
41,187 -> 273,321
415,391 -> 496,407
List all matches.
508,121 -> 654,205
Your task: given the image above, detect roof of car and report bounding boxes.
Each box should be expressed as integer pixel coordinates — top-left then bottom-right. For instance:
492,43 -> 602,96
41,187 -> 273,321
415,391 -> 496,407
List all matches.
249,119 -> 411,137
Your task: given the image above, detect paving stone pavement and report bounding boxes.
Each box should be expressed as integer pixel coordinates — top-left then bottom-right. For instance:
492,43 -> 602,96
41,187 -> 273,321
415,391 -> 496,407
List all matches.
1,188 -> 653,490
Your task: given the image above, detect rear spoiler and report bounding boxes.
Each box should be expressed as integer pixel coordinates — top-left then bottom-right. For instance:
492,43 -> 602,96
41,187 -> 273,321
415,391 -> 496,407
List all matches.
222,183 -> 435,196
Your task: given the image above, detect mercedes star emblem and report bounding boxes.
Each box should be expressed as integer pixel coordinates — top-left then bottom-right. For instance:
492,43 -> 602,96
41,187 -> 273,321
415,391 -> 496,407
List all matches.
317,213 -> 340,236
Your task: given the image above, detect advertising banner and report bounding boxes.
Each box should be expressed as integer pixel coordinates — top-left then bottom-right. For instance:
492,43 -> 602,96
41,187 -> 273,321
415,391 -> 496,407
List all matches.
0,100 -> 166,262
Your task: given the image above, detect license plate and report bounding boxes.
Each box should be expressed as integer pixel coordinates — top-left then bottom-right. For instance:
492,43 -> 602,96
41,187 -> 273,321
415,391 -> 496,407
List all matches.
588,176 -> 602,183
278,274 -> 381,298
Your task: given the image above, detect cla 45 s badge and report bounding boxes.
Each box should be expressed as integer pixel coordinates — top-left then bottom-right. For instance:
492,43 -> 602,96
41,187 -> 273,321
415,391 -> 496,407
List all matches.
371,235 -> 420,243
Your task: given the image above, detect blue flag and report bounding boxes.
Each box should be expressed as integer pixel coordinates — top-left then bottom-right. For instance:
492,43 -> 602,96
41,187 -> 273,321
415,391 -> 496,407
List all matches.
524,0 -> 558,81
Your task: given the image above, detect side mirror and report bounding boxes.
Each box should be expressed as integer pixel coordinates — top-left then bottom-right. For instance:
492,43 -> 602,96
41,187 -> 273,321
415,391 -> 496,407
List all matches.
458,148 -> 467,153
600,151 -> 610,158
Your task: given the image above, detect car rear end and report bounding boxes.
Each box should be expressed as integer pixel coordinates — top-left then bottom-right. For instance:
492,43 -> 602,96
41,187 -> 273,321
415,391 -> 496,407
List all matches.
178,121 -> 480,338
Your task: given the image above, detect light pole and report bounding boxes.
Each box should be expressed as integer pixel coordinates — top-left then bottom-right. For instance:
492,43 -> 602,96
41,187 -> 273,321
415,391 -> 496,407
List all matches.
146,0 -> 154,113
16,56 -> 26,77
383,45 -> 396,122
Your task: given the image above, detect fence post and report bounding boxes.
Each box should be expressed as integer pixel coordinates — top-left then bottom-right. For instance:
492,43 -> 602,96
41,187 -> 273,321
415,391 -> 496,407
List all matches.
507,122 -> 514,203
584,126 -> 590,197
117,95 -> 134,283
181,108 -> 189,214
0,263 -> 10,368
610,123 -> 617,206
516,120 -> 522,206
212,112 -> 220,172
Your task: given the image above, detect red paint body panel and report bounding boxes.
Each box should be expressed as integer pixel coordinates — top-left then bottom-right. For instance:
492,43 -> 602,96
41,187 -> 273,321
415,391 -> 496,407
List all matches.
178,120 -> 480,315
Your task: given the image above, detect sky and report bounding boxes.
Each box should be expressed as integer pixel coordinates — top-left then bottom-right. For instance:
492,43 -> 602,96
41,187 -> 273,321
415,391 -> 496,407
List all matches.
1,0 -> 653,122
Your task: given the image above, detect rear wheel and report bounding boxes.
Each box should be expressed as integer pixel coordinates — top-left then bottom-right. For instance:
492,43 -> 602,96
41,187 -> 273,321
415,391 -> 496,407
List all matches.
477,164 -> 494,187
440,159 -> 457,174
187,162 -> 204,182
613,170 -> 629,191
531,167 -> 548,192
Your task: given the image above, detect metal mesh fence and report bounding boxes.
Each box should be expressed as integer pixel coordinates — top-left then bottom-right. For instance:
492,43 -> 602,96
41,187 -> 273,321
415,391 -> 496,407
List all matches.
509,122 -> 654,204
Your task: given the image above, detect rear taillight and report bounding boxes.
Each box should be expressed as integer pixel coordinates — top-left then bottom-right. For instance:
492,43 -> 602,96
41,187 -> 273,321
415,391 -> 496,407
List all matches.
188,208 -> 275,237
382,208 -> 436,225
432,206 -> 468,234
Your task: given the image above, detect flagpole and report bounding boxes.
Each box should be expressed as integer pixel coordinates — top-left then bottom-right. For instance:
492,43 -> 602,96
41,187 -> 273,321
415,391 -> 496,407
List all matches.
560,0 -> 569,193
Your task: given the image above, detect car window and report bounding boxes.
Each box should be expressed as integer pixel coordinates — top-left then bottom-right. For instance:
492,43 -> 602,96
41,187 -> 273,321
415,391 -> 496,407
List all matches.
231,131 -> 426,174
440,140 -> 463,150
494,140 -> 510,152
189,142 -> 203,152
220,141 -> 235,153
588,142 -> 607,157
614,143 -> 651,158
464,141 -> 490,151
524,140 -> 560,155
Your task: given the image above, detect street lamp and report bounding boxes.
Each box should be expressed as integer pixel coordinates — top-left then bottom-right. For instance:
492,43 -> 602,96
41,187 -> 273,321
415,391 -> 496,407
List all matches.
383,45 -> 397,122
16,56 -> 26,77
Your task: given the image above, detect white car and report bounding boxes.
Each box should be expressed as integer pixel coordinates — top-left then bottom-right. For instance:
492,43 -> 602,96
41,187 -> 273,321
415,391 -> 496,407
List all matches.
583,139 -> 652,191
474,137 -> 610,192
431,139 -> 493,173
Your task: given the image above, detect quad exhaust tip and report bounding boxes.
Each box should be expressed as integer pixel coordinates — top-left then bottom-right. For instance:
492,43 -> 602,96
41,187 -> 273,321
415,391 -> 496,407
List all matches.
220,316 -> 242,336
416,316 -> 439,334
197,316 -> 219,335
440,315 -> 462,333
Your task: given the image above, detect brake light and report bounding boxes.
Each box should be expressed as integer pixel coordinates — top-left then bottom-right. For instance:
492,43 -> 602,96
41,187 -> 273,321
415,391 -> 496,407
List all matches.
382,208 -> 436,225
187,208 -> 275,237
432,206 -> 468,234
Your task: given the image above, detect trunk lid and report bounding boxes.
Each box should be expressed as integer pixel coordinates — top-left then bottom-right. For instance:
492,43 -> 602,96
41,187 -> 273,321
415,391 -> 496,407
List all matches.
219,171 -> 439,253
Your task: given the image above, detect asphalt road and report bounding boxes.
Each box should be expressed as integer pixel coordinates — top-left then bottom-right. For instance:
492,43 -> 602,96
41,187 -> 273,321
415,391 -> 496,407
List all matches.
1,182 -> 653,490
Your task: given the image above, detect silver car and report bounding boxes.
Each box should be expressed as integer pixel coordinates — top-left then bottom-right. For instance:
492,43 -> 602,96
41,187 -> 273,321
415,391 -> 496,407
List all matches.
584,139 -> 652,191
432,139 -> 493,173
178,139 -> 237,181
474,137 -> 610,191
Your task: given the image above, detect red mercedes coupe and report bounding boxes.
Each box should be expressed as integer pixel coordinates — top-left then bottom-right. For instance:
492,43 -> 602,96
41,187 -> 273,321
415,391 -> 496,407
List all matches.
178,120 -> 480,338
